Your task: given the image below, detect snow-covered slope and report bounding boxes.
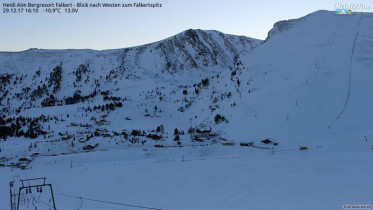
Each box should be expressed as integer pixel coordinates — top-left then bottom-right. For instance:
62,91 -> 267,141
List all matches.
220,10 -> 373,147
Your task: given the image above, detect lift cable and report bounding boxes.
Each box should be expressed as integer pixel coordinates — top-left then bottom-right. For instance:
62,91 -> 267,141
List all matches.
55,192 -> 163,210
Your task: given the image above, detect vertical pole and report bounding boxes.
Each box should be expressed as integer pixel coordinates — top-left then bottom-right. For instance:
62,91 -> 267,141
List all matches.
9,182 -> 13,210
16,187 -> 22,210
48,184 -> 57,210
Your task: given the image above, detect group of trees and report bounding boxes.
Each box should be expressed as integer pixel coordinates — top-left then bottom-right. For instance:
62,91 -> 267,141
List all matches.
0,115 -> 48,139
30,84 -> 48,101
41,94 -> 59,107
173,128 -> 185,142
74,64 -> 89,82
48,65 -> 63,94
201,78 -> 209,86
103,95 -> 122,101
214,114 -> 228,124
43,88 -> 124,108
0,74 -> 13,92
156,124 -> 164,133
92,102 -> 123,112
65,90 -> 97,105
0,74 -> 13,108
127,125 -> 166,142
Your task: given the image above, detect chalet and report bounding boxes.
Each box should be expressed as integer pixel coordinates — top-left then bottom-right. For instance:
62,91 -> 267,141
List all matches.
95,119 -> 107,125
147,134 -> 162,140
261,139 -> 274,144
83,143 -> 99,151
196,128 -> 212,134
193,137 -> 204,142
154,144 -> 164,148
103,134 -> 112,138
240,142 -> 254,146
31,153 -> 39,157
18,158 -> 30,169
78,137 -> 87,143
70,122 -> 78,127
192,128 -> 217,138
61,134 -> 73,140
80,123 -> 91,128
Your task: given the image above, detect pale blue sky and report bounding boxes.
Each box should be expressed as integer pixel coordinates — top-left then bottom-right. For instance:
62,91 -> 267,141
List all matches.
0,0 -> 371,51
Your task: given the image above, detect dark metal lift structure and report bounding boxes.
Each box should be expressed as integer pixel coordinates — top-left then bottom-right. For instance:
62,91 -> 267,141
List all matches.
9,177 -> 56,210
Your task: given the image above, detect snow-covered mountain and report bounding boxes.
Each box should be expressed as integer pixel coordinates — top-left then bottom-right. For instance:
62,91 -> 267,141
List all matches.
0,10 -> 372,162
1,10 -> 373,210
0,29 -> 259,112
227,10 -> 373,146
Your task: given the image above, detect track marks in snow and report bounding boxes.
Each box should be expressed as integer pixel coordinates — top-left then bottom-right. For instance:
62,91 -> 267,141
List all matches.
290,63 -> 322,120
328,14 -> 363,128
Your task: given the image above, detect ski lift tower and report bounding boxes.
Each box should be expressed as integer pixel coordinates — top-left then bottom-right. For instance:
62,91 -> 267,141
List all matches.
9,177 -> 56,210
